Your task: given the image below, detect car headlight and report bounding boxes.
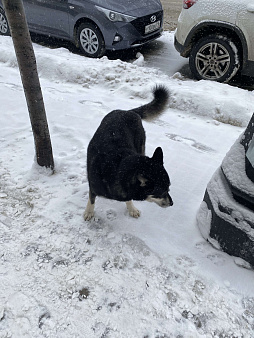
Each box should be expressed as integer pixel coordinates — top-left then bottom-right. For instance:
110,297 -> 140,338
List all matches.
95,6 -> 136,22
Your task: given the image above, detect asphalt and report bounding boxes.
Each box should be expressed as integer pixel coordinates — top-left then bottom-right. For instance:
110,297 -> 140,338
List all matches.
161,0 -> 182,31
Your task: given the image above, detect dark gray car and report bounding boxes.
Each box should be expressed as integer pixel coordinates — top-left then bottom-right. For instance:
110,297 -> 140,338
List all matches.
0,0 -> 163,57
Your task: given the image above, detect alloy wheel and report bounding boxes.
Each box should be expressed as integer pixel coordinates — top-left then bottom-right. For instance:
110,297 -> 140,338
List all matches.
195,42 -> 231,80
0,13 -> 8,34
80,28 -> 99,55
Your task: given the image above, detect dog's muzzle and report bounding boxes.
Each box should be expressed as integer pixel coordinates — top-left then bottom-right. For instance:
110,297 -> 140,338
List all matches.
146,194 -> 173,207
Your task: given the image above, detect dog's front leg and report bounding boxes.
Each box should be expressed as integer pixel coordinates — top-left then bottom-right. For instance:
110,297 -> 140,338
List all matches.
126,201 -> 140,218
84,191 -> 96,221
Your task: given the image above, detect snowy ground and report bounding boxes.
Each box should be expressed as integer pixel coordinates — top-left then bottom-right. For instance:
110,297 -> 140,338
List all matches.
0,31 -> 254,337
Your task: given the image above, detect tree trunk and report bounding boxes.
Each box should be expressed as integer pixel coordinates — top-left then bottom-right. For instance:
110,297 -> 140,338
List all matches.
2,0 -> 54,170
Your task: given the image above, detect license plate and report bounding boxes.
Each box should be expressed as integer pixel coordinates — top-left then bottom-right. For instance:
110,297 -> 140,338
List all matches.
145,21 -> 160,34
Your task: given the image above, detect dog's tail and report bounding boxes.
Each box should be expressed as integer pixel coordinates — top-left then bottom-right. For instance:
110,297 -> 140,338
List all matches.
130,85 -> 169,121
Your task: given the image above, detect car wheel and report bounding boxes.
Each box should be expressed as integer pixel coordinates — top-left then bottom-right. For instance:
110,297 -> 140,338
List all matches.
0,9 -> 10,36
77,22 -> 105,58
189,35 -> 240,83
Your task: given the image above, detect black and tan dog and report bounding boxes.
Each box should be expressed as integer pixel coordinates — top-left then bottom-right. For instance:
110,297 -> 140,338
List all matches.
84,85 -> 173,221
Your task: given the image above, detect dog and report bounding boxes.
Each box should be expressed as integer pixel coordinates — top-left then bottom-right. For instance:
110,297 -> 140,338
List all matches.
84,85 -> 173,221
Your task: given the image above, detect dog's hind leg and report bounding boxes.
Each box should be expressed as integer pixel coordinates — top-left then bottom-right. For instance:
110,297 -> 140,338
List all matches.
126,201 -> 140,218
84,191 -> 96,221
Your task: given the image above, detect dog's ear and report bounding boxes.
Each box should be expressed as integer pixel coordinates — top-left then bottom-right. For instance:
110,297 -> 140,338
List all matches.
137,174 -> 148,187
152,147 -> 163,165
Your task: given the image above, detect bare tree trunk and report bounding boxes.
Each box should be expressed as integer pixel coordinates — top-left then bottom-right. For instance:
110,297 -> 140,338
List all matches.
2,0 -> 54,170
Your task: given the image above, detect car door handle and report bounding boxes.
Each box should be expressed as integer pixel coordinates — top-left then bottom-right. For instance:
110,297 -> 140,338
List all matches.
247,4 -> 254,12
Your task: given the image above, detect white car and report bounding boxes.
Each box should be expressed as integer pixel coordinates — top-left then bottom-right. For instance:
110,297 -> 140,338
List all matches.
174,0 -> 254,82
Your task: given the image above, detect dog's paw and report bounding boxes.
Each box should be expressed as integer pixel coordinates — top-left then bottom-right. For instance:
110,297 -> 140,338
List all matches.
129,207 -> 141,218
129,209 -> 141,218
84,198 -> 95,221
84,211 -> 94,221
126,201 -> 141,218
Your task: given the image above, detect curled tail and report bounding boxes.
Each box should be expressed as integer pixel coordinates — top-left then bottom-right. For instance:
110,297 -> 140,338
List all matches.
130,85 -> 169,121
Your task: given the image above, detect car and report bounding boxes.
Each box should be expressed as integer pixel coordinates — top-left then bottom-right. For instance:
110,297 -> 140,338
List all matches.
174,0 -> 254,83
0,0 -> 163,58
197,114 -> 254,268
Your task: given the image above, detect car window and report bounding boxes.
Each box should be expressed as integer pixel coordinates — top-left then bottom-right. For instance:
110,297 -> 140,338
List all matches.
246,138 -> 254,167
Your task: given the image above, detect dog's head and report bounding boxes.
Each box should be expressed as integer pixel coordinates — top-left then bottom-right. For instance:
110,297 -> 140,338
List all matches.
137,147 -> 173,207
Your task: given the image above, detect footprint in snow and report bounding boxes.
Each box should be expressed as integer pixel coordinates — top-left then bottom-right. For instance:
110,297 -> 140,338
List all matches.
207,253 -> 226,266
3,82 -> 23,91
152,118 -> 172,128
196,242 -> 226,266
176,255 -> 196,268
59,151 -> 67,157
166,133 -> 215,153
79,100 -> 104,107
106,209 -> 117,221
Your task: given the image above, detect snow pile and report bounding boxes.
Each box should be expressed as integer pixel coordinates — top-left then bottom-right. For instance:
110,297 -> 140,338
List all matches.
170,74 -> 253,127
0,32 -> 254,337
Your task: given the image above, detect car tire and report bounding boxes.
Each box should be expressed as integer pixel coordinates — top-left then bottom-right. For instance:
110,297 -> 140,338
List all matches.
189,34 -> 240,83
0,9 -> 10,36
77,22 -> 105,58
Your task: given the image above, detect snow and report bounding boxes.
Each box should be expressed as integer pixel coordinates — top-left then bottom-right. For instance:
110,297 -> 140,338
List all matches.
199,166 -> 254,244
222,135 -> 254,197
0,31 -> 254,337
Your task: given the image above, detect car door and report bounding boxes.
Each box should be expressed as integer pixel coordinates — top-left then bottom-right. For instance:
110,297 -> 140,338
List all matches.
23,0 -> 71,39
236,1 -> 254,62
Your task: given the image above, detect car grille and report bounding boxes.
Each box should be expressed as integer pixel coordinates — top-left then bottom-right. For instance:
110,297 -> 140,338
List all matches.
131,10 -> 163,36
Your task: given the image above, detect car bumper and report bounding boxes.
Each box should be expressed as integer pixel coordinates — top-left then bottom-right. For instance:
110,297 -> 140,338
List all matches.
197,168 -> 254,268
242,60 -> 254,77
103,11 -> 163,51
174,33 -> 187,56
108,29 -> 163,51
